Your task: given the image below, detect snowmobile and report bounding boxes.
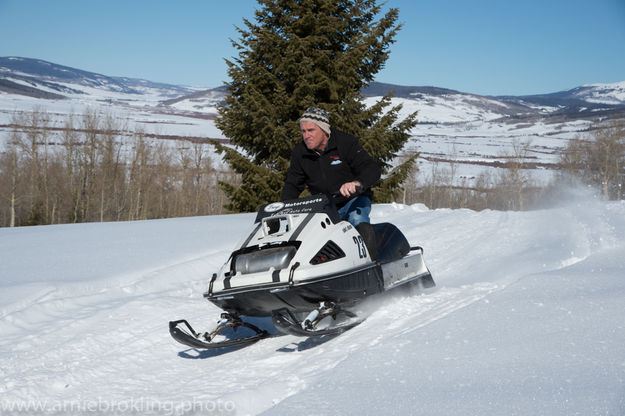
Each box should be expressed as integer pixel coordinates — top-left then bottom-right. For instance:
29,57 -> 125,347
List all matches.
169,194 -> 435,349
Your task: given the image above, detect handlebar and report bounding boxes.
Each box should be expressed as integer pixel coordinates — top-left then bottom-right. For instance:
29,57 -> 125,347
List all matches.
330,185 -> 363,205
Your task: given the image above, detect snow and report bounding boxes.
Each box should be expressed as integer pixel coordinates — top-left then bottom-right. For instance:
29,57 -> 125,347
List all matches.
363,95 -> 507,124
1,189 -> 625,415
0,94 -> 225,151
578,81 -> 625,105
357,95 -> 596,187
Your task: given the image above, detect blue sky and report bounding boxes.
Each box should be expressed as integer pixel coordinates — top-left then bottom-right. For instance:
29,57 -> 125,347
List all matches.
1,0 -> 624,96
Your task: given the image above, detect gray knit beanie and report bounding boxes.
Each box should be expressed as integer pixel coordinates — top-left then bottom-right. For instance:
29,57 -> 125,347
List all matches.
300,107 -> 331,136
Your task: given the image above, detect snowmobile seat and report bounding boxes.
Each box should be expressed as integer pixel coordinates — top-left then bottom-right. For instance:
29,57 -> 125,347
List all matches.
371,223 -> 410,264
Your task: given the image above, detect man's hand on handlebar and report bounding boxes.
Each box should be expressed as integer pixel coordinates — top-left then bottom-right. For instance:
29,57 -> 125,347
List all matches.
339,181 -> 362,197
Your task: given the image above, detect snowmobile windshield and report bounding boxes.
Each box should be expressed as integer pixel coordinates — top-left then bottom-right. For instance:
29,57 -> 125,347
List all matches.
255,194 -> 341,224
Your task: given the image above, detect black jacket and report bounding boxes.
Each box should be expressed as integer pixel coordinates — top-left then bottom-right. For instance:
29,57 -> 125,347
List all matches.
281,129 -> 381,206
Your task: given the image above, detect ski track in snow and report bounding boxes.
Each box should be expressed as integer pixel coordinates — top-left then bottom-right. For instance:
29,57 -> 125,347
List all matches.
1,195 -> 624,415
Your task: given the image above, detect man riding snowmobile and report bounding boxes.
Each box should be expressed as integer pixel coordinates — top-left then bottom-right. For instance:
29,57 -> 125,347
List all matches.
281,106 -> 380,257
168,108 -> 435,350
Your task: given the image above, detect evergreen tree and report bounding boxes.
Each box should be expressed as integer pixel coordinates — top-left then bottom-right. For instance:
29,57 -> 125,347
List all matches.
215,0 -> 419,212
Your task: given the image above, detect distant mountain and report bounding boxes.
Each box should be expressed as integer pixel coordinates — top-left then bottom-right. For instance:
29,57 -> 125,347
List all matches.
571,82 -> 625,105
495,82 -> 625,115
161,85 -> 229,113
1,56 -> 624,122
363,81 -> 625,117
0,77 -> 67,100
0,56 -> 197,100
362,80 -> 625,108
361,82 -> 462,98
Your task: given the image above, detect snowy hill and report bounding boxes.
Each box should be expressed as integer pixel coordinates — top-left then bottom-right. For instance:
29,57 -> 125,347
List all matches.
160,85 -> 228,113
0,56 -> 197,100
571,81 -> 625,105
3,57 -> 624,119
0,57 -> 222,142
158,80 -> 625,120
496,83 -> 625,115
1,192 -> 624,415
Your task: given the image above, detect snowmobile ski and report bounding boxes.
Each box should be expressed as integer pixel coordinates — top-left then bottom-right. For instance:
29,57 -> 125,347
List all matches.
169,314 -> 269,350
272,303 -> 363,337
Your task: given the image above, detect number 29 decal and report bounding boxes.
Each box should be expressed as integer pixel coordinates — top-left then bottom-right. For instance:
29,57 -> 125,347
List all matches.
353,236 -> 368,259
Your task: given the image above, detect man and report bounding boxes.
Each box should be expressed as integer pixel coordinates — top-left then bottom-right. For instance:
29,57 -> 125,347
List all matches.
281,107 -> 381,228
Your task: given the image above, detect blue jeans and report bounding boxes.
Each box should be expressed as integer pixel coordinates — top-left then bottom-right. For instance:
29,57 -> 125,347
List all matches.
337,196 -> 371,227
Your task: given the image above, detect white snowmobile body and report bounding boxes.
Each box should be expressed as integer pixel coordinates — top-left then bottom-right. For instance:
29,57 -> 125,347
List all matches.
204,195 -> 434,317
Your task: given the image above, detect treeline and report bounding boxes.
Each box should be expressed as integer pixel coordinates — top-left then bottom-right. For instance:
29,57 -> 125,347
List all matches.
397,140 -> 548,211
398,121 -> 625,210
559,121 -> 624,200
0,110 -> 237,227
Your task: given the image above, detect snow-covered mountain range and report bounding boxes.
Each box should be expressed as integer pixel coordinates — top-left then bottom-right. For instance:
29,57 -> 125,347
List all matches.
2,56 -> 624,119
1,56 -> 624,187
0,56 -> 197,100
